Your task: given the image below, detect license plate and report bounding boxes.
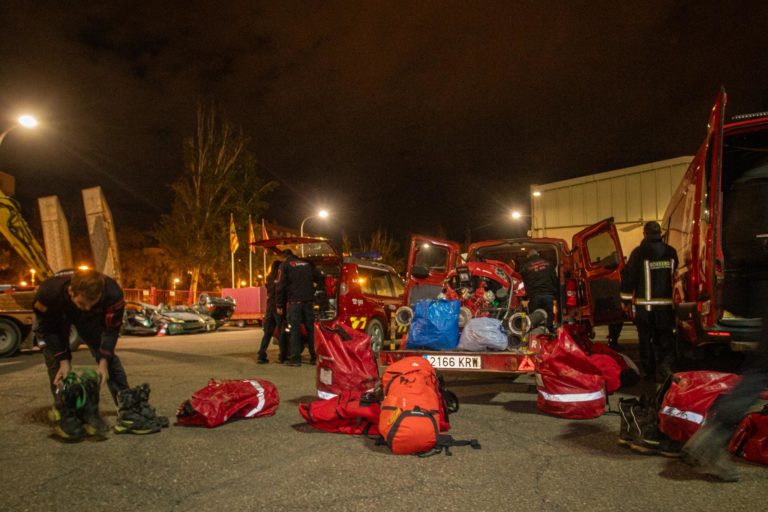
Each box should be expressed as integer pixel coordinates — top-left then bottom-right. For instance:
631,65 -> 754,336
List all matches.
424,354 -> 482,370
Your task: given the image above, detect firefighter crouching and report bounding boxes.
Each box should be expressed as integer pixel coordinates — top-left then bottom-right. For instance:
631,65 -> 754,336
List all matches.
620,221 -> 678,382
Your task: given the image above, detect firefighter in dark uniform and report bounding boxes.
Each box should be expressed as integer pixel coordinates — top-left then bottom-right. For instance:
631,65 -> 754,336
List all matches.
33,269 -> 128,439
275,249 -> 325,366
620,221 -> 678,381
257,260 -> 288,364
520,249 -> 559,331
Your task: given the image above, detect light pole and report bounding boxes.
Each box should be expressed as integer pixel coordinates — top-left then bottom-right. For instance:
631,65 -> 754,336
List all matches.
0,115 -> 38,146
299,209 -> 329,237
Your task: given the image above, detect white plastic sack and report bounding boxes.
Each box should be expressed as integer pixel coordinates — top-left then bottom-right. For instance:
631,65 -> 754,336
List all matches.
457,317 -> 508,351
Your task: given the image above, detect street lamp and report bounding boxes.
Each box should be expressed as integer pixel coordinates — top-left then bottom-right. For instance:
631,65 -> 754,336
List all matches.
0,115 -> 38,146
300,209 -> 329,237
173,277 -> 180,290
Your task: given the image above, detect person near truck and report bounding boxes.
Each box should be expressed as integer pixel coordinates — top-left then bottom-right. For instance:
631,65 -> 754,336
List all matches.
33,269 -> 128,440
275,249 -> 325,366
620,221 -> 678,381
257,260 -> 288,364
520,249 -> 559,331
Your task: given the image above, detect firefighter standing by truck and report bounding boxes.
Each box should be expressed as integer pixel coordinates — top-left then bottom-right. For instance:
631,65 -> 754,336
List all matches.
620,221 -> 678,381
520,249 -> 559,332
275,249 -> 325,366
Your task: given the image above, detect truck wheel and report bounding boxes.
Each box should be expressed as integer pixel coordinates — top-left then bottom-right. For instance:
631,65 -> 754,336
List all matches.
69,326 -> 82,352
367,319 -> 385,354
0,318 -> 22,358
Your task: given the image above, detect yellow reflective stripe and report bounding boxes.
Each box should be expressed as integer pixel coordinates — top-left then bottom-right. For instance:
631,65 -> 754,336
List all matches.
620,293 -> 634,301
643,260 -> 652,302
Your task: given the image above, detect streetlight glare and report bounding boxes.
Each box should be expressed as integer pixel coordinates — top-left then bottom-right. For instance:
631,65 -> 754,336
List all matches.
318,209 -> 329,219
18,115 -> 38,128
511,211 -> 522,220
532,190 -> 542,197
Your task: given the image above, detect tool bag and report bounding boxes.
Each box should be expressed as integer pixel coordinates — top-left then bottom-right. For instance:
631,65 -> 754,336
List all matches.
298,390 -> 381,436
729,405 -> 768,465
379,357 -> 462,454
658,371 -> 741,442
406,299 -> 461,350
315,321 -> 379,399
535,325 -> 606,419
176,378 -> 279,428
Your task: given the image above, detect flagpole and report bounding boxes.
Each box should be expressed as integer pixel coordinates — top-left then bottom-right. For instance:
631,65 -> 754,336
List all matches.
262,218 -> 268,283
231,251 -> 235,288
248,215 -> 253,287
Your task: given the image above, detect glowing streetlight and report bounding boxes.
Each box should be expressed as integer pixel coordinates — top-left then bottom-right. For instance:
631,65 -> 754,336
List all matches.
240,280 -> 247,287
173,277 -> 180,290
30,268 -> 36,286
77,265 -> 90,271
511,210 -> 523,220
532,190 -> 542,197
0,115 -> 38,145
300,209 -> 330,237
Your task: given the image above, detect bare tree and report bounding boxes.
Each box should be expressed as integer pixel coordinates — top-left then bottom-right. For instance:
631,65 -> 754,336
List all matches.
357,228 -> 404,273
156,102 -> 276,299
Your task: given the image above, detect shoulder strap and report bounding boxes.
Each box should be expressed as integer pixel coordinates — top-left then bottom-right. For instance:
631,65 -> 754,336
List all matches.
418,434 -> 482,457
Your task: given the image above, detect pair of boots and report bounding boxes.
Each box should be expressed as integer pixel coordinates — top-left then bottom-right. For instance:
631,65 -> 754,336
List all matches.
113,384 -> 169,435
51,370 -> 109,442
617,396 -> 682,457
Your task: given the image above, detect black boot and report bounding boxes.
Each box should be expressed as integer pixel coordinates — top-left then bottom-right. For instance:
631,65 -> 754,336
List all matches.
113,384 -> 169,435
79,370 -> 110,437
52,373 -> 86,442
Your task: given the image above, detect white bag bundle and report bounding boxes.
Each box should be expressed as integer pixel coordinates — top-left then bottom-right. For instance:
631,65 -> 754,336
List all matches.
457,317 -> 508,351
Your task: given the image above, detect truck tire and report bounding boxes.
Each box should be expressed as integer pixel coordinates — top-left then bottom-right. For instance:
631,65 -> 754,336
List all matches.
69,326 -> 82,352
367,319 -> 385,355
0,318 -> 22,358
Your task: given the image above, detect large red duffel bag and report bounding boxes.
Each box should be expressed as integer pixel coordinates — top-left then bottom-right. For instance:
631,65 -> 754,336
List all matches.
658,371 -> 741,442
535,325 -> 606,419
299,390 -> 381,436
176,378 -> 279,428
729,405 -> 768,465
315,321 -> 379,399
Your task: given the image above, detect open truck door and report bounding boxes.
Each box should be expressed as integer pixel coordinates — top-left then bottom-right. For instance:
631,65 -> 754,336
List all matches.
404,235 -> 461,306
571,218 -> 625,326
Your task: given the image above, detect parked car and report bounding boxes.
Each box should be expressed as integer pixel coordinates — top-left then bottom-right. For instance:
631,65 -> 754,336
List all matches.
662,88 -> 767,354
121,301 -> 216,336
251,237 -> 405,353
194,294 -> 236,328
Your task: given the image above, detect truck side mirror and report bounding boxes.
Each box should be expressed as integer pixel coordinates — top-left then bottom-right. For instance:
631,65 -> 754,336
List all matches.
411,265 -> 429,279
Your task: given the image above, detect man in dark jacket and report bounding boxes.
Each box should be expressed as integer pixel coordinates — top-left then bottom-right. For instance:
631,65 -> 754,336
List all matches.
275,250 -> 325,366
620,221 -> 678,381
520,249 -> 559,331
257,260 -> 288,364
33,269 -> 128,439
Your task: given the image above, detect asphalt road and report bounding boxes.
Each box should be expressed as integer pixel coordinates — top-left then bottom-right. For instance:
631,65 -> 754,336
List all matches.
0,327 -> 766,512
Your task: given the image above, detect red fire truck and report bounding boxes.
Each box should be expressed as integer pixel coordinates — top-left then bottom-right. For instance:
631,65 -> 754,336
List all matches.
379,218 -> 627,373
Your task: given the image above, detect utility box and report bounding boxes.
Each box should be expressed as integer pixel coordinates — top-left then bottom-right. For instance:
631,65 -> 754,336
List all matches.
530,156 -> 692,251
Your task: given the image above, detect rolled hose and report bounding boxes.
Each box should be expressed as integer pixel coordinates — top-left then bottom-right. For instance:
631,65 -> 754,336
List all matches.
507,308 -> 548,335
395,306 -> 414,326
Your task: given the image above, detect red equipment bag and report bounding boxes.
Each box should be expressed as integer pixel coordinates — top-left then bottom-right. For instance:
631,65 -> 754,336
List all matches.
315,321 -> 379,399
588,342 -> 641,389
176,378 -> 279,428
658,371 -> 741,442
728,405 -> 768,465
298,390 -> 381,436
379,357 -> 451,454
535,325 -> 606,419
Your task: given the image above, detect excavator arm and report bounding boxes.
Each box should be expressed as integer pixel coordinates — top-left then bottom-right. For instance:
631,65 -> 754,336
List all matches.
0,191 -> 53,279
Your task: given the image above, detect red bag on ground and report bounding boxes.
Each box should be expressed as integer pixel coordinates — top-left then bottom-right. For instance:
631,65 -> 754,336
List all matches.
176,378 -> 279,428
535,325 -> 606,419
379,357 -> 450,454
728,406 -> 768,465
588,342 -> 641,389
298,390 -> 381,436
658,371 -> 741,442
315,321 -> 379,399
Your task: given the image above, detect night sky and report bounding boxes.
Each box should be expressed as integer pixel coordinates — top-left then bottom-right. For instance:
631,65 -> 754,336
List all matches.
1,1 -> 767,247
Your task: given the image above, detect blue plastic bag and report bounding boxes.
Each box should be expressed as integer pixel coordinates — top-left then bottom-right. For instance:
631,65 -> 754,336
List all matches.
406,299 -> 460,350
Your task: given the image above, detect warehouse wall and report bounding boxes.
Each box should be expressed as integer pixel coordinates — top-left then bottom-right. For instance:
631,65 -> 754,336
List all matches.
530,156 -> 692,252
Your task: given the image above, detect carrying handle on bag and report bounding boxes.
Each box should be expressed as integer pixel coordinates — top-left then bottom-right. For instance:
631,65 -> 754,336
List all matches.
320,324 -> 352,341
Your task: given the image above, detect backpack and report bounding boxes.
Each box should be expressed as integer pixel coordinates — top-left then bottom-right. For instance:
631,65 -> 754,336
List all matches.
658,371 -> 741,442
379,357 -> 462,454
535,326 -> 606,419
298,390 -> 381,436
728,405 -> 768,465
176,378 -> 279,428
314,321 -> 379,399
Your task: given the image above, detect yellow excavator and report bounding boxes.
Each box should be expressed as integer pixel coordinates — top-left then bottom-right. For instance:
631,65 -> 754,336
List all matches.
0,190 -> 54,357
